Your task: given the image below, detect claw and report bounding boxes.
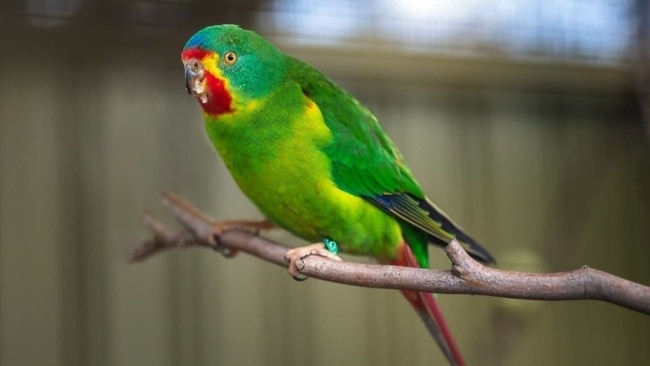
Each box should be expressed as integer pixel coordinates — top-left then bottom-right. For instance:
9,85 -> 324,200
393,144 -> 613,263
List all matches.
285,243 -> 343,278
208,219 -> 274,258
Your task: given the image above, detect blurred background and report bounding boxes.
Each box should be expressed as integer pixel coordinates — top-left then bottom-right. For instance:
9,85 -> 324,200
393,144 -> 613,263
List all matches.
1,0 -> 649,365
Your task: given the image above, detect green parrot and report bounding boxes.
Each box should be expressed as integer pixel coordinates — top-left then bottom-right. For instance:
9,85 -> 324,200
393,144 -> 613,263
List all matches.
181,24 -> 495,366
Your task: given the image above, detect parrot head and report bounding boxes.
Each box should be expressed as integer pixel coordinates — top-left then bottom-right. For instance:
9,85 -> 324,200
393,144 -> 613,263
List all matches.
181,24 -> 286,116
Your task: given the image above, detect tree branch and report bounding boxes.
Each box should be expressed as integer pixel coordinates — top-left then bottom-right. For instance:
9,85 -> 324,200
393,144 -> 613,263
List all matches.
130,192 -> 650,315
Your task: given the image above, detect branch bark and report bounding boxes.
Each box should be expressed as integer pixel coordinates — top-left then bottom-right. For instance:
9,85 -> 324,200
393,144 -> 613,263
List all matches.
130,192 -> 650,315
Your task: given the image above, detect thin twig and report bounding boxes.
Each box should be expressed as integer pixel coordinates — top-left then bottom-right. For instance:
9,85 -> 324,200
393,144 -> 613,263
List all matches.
129,192 -> 650,315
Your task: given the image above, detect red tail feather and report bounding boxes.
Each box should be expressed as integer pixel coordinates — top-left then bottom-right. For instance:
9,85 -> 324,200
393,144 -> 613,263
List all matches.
394,244 -> 466,366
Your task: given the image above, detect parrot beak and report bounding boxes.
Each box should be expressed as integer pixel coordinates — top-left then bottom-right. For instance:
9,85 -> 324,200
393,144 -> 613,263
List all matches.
184,60 -> 208,104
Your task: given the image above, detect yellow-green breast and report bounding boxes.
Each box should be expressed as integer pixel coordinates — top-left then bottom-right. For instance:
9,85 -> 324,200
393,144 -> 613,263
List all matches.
205,82 -> 402,259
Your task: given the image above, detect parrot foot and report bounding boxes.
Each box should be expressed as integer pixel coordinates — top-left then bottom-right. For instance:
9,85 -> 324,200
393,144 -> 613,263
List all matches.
285,242 -> 342,280
210,219 -> 275,257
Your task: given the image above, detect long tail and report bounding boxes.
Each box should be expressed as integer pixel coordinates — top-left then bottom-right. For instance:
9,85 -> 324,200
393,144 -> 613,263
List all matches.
394,244 -> 466,366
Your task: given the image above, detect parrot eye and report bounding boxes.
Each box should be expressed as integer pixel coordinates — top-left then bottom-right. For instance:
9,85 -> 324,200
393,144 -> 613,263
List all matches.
224,51 -> 237,65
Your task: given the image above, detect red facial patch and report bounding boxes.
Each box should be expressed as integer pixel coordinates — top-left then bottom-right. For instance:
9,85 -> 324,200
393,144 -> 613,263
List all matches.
181,47 -> 234,117
201,72 -> 234,116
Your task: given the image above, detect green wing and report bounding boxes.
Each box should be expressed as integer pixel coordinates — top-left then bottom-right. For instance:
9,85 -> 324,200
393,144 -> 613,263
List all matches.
288,57 -> 495,264
288,57 -> 420,197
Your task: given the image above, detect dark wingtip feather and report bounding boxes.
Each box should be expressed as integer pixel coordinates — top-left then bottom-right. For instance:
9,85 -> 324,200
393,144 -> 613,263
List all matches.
451,233 -> 496,265
369,193 -> 496,264
419,198 -> 496,265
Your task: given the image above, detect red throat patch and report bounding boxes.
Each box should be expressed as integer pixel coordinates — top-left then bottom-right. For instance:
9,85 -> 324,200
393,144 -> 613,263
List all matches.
200,72 -> 234,116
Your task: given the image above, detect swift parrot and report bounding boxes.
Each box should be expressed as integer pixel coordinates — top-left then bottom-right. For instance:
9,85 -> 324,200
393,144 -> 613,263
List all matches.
181,24 -> 495,366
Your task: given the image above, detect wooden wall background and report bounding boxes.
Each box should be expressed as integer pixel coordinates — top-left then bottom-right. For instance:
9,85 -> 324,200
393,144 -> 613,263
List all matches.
1,14 -> 649,366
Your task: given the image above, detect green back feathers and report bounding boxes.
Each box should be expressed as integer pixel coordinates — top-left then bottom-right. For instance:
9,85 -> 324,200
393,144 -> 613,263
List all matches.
286,57 -> 423,198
